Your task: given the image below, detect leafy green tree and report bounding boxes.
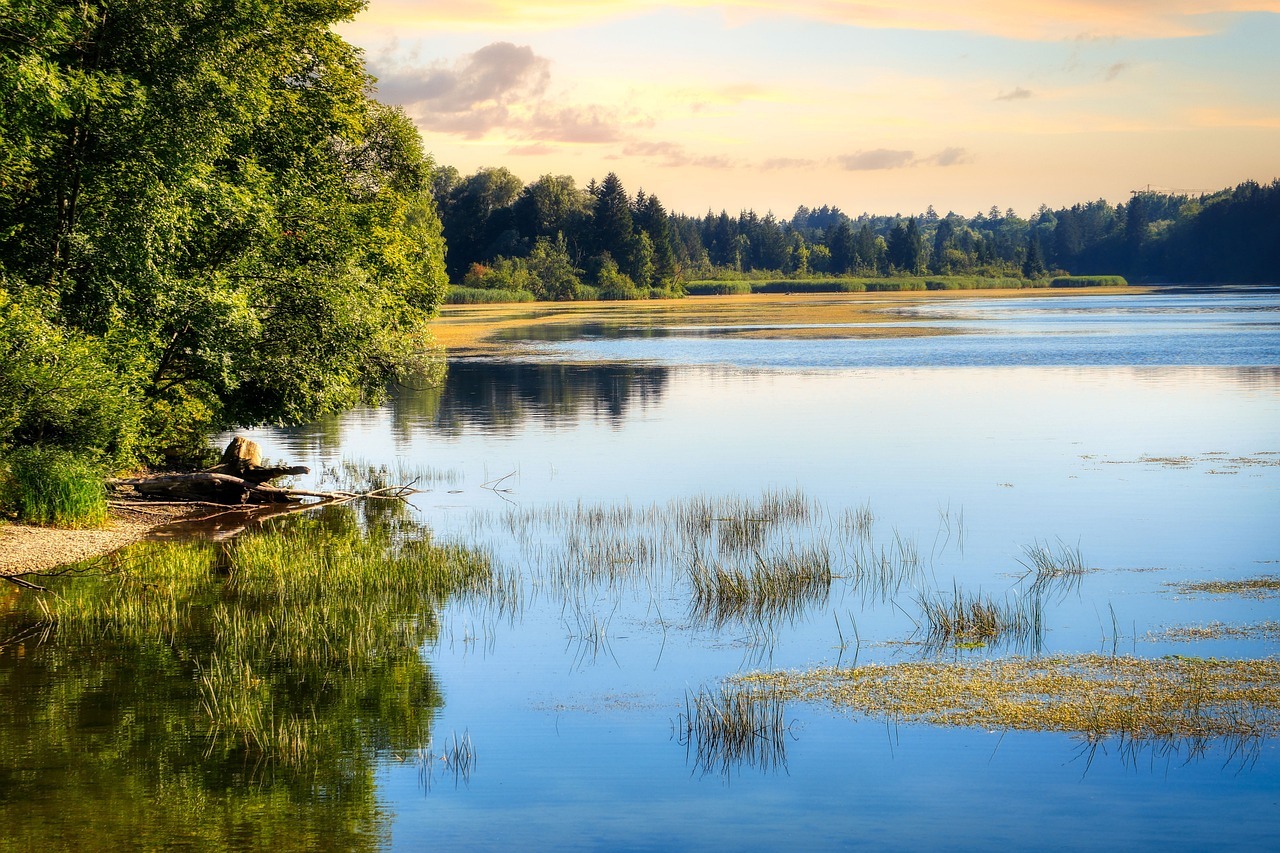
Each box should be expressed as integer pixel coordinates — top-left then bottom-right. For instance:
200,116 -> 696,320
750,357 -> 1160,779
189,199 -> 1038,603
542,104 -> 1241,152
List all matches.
527,234 -> 582,300
0,0 -> 448,461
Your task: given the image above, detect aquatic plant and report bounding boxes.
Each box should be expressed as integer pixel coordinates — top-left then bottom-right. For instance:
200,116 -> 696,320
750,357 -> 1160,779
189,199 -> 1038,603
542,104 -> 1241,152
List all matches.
688,546 -> 832,628
675,686 -> 790,777
1018,539 -> 1088,596
915,583 -> 1043,649
1171,576 -> 1280,598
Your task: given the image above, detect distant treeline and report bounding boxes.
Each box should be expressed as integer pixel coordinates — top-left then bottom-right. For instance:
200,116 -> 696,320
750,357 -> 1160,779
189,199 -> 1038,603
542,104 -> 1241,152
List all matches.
433,166 -> 1280,300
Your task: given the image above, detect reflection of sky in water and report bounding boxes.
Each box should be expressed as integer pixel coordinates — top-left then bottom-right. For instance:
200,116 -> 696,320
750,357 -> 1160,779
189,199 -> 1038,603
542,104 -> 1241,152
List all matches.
222,292 -> 1280,848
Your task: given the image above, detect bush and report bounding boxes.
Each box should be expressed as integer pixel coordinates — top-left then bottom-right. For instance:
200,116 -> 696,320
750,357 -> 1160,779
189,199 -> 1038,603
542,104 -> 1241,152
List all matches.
1,447 -> 108,528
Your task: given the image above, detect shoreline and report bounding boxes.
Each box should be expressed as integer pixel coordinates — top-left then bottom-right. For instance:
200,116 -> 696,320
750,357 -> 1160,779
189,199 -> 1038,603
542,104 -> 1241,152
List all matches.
0,505 -> 204,578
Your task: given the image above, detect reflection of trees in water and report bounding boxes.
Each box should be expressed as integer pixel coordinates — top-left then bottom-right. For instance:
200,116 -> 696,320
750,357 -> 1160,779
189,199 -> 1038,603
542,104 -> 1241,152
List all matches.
0,505 -> 489,850
392,361 -> 671,438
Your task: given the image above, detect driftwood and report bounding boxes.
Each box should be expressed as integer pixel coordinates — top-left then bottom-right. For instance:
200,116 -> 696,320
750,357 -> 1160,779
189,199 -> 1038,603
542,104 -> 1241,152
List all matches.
106,436 -> 421,509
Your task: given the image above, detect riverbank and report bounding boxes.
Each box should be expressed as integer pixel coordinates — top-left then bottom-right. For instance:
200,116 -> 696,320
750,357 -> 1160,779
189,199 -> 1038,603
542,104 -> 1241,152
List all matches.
0,505 -> 202,577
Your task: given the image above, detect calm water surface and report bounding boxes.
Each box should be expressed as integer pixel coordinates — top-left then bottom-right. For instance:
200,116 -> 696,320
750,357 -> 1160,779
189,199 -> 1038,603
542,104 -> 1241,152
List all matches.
3,290 -> 1278,850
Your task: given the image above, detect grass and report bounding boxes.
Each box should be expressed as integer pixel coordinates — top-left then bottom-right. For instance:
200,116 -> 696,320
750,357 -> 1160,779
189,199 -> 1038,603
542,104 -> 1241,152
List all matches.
22,508 -> 498,767
915,584 -> 1043,649
1018,540 -> 1088,596
675,686 -> 790,776
418,731 -> 477,789
685,275 -> 1048,296
446,285 -> 536,304
1149,621 -> 1280,642
688,547 -> 833,628
2,447 -> 107,528
1050,275 -> 1128,288
738,654 -> 1280,744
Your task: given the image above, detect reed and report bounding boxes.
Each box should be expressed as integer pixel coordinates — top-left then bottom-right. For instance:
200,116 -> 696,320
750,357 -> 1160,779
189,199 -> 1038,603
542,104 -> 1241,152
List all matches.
916,583 -> 1042,648
675,685 -> 790,776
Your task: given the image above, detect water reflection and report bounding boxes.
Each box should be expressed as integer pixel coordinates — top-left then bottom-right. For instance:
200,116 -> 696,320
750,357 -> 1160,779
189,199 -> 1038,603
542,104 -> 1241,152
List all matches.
0,506 -> 493,850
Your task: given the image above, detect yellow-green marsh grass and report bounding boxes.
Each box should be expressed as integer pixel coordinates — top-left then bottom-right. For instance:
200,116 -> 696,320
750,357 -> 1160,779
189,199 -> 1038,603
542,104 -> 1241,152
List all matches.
915,584 -> 1044,650
1171,576 -> 1280,598
1148,622 -> 1280,642
738,655 -> 1280,742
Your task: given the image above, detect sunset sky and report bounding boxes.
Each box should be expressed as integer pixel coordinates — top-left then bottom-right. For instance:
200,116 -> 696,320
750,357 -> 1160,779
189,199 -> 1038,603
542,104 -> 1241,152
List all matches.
338,1 -> 1280,218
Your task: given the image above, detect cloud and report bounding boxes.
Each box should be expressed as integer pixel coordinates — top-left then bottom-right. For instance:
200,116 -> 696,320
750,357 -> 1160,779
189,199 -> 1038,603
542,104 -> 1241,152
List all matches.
622,141 -> 735,168
836,147 -> 973,170
995,86 -> 1034,101
1105,62 -> 1130,81
508,143 -> 557,156
926,147 -> 974,166
371,42 -> 551,138
761,157 -> 819,170
372,42 -> 641,144
352,2 -> 1280,41
838,149 -> 916,171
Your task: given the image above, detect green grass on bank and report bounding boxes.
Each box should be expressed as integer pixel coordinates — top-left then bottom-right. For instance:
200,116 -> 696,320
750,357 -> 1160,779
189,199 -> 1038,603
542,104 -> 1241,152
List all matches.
1049,275 -> 1129,288
1,447 -> 107,528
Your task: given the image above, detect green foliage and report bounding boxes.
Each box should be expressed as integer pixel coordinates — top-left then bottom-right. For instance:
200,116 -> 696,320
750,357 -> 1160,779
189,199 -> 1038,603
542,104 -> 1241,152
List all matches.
0,290 -> 140,459
1050,275 -> 1129,288
2,446 -> 106,527
596,255 -> 643,300
0,0 -> 448,463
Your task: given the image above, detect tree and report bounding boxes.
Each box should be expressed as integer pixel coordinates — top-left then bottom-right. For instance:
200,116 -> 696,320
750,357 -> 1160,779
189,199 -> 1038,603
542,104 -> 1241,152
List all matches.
0,0 -> 449,462
527,234 -> 582,300
1021,236 -> 1046,279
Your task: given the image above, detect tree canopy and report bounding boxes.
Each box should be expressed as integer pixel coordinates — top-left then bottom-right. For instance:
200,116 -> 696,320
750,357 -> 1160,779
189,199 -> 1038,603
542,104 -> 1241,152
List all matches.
0,0 -> 447,464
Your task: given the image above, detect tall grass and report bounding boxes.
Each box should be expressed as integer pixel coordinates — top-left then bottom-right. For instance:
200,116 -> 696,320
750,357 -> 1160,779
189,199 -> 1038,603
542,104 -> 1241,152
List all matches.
675,686 -> 790,776
683,275 -> 1045,296
916,583 -> 1043,649
2,447 -> 107,528
1050,275 -> 1128,288
446,286 -> 536,304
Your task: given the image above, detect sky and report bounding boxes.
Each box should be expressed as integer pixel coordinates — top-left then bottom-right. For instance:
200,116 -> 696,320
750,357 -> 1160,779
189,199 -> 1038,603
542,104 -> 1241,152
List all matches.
337,1 -> 1280,218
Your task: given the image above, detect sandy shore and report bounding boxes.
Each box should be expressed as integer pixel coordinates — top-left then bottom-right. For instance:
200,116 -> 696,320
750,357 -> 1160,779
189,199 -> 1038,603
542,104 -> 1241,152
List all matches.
0,505 -> 200,578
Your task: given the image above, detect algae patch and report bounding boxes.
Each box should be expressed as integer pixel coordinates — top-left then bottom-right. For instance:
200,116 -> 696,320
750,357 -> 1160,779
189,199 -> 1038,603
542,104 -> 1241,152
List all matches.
736,655 -> 1280,741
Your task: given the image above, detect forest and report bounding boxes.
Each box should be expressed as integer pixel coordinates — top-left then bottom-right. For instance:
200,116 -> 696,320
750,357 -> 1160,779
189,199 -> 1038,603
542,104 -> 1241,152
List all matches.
435,166 -> 1280,302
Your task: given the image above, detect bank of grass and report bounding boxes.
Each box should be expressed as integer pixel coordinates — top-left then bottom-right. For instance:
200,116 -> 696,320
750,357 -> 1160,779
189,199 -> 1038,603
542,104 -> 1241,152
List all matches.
1050,275 -> 1129,288
738,654 -> 1280,742
446,286 -> 536,304
1,447 -> 107,528
685,275 -> 1045,295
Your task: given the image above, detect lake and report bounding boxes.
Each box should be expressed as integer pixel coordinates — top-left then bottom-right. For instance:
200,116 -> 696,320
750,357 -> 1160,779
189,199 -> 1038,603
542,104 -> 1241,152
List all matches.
2,288 -> 1278,850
